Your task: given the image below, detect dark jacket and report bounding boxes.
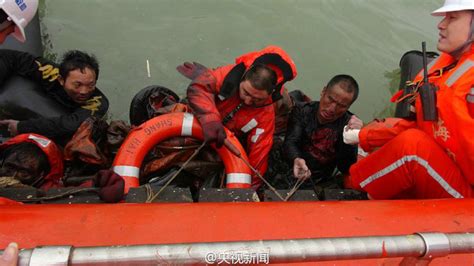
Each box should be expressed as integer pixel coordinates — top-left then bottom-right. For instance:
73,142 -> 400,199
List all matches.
0,49 -> 109,146
284,101 -> 357,179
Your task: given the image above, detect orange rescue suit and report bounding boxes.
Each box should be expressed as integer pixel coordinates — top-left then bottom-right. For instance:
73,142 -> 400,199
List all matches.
350,46 -> 474,199
187,46 -> 297,188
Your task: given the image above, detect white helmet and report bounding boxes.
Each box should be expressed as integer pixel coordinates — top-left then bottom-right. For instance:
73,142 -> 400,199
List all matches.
0,0 -> 38,42
432,0 -> 474,16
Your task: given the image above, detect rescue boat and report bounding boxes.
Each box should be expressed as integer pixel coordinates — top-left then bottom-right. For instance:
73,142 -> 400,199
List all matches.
0,16 -> 473,266
0,112 -> 472,265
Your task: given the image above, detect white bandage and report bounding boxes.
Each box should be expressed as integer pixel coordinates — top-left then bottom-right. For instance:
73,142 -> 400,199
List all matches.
343,126 -> 360,145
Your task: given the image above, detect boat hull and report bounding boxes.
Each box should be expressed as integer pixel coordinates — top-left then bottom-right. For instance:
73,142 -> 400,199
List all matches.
1,199 -> 473,264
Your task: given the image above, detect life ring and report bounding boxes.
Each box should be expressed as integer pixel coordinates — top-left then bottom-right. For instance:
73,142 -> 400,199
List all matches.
112,112 -> 252,193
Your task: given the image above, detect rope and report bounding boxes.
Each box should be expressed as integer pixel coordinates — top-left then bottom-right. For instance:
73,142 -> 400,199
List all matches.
0,176 -> 31,188
235,154 -> 286,201
17,187 -> 99,203
145,141 -> 207,203
154,144 -> 201,150
221,140 -> 286,201
284,178 -> 306,201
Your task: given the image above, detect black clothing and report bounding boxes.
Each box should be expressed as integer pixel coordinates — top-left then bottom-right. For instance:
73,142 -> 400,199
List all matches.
0,49 -> 109,145
284,101 -> 357,180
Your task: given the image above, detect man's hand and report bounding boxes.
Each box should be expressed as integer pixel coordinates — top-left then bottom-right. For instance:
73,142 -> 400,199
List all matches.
0,242 -> 18,266
343,126 -> 360,145
202,121 -> 226,148
293,158 -> 311,179
346,115 -> 363,130
0,120 -> 19,136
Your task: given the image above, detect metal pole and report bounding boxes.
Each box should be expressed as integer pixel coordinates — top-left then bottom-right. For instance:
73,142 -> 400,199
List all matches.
14,232 -> 473,265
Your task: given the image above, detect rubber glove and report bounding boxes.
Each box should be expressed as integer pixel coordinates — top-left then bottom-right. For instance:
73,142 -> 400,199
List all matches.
202,121 -> 226,148
176,62 -> 208,80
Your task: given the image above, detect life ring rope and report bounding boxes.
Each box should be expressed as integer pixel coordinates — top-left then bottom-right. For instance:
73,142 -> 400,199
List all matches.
112,112 -> 252,193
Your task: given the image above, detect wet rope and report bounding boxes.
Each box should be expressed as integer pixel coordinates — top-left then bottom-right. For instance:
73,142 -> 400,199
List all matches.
284,178 -> 306,201
221,141 -> 286,201
145,141 -> 207,203
16,187 -> 99,203
234,154 -> 286,201
0,176 -> 31,188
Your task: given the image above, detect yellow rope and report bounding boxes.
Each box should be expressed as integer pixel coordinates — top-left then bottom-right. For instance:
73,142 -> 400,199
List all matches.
0,176 -> 31,188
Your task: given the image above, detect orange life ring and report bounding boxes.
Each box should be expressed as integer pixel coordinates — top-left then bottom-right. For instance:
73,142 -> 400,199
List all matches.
112,112 -> 252,193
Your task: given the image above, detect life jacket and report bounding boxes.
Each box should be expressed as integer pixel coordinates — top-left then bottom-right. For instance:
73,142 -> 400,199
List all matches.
0,133 -> 64,189
411,45 -> 474,185
219,45 -> 298,102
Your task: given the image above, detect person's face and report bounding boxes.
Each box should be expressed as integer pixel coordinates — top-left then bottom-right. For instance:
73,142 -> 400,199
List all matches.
437,11 -> 473,55
59,67 -> 97,104
0,152 -> 43,186
238,80 -> 271,107
317,83 -> 354,124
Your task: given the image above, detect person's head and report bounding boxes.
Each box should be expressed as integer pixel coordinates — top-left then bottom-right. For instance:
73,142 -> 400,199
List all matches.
317,74 -> 359,124
0,0 -> 38,43
58,50 -> 100,104
239,64 -> 277,107
0,142 -> 49,187
432,0 -> 474,57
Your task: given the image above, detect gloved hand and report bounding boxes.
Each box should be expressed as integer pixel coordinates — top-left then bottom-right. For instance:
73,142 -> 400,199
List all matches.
94,170 -> 125,203
176,61 -> 209,80
202,121 -> 226,148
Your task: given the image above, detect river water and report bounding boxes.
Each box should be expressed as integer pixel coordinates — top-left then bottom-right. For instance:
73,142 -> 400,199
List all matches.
38,0 -> 443,122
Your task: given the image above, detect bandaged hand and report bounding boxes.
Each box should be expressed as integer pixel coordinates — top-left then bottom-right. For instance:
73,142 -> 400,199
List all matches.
343,125 -> 360,145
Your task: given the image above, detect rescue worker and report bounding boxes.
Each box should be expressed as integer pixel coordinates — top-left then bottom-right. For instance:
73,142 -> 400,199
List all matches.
0,49 -> 109,146
0,0 -> 38,43
182,46 -> 297,188
346,0 -> 474,199
284,75 -> 362,187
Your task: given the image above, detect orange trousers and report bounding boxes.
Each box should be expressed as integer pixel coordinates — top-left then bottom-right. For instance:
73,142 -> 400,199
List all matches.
349,129 -> 473,199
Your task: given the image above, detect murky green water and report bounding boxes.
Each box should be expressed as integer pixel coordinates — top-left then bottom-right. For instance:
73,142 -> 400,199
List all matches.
39,0 -> 443,122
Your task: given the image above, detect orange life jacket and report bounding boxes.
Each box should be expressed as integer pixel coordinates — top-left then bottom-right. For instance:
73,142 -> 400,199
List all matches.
0,133 -> 64,189
219,45 -> 298,102
412,46 -> 474,185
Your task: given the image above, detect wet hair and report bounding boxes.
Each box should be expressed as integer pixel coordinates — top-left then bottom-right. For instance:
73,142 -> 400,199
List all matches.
0,9 -> 8,23
326,74 -> 359,103
59,50 -> 99,81
242,64 -> 277,94
0,142 -> 50,182
0,9 -> 13,32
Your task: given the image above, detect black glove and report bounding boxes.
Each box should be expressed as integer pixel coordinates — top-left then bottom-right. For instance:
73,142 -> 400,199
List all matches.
94,170 -> 125,203
176,61 -> 208,80
202,121 -> 226,148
